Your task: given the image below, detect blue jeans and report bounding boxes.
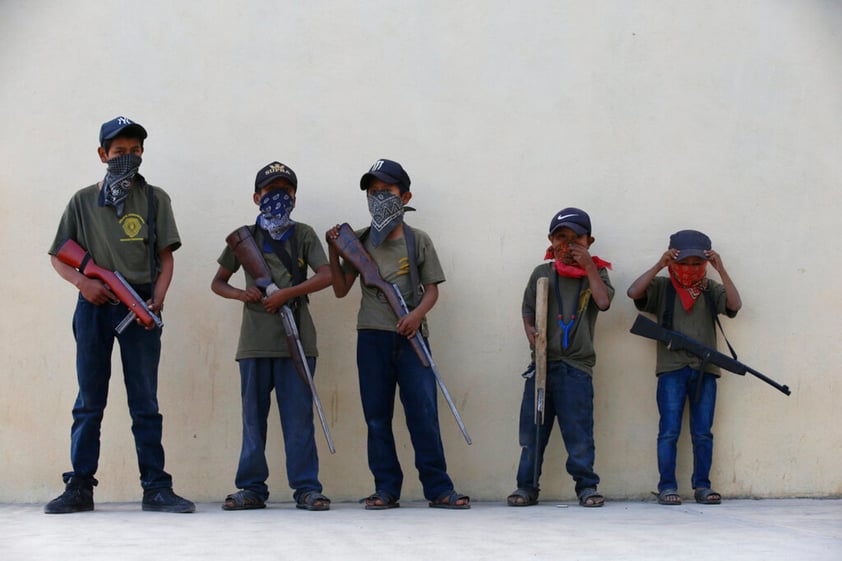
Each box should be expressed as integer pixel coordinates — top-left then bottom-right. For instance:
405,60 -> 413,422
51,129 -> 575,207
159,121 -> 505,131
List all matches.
68,293 -> 171,490
515,361 -> 599,495
356,330 -> 454,501
656,366 -> 717,492
235,357 -> 322,502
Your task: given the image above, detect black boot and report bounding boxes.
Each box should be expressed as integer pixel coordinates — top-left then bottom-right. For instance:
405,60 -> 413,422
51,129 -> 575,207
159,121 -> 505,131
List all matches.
44,474 -> 97,514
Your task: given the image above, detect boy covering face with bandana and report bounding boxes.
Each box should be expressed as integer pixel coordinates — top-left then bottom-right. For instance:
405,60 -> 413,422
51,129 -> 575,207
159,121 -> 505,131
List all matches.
211,161 -> 333,512
508,207 -> 613,508
46,116 -> 193,514
326,159 -> 470,510
627,230 -> 742,507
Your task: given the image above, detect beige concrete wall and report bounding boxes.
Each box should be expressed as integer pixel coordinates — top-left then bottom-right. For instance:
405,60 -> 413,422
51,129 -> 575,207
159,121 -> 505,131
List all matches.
1,1 -> 840,503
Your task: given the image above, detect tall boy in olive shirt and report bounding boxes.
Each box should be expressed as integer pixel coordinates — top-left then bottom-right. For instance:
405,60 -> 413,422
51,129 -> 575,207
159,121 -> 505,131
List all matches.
326,159 -> 469,510
212,162 -> 332,511
46,116 -> 193,514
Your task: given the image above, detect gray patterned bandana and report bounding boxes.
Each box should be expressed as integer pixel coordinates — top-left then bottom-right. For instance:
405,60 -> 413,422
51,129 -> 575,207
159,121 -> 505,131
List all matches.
257,190 -> 295,242
99,153 -> 142,217
367,190 -> 404,247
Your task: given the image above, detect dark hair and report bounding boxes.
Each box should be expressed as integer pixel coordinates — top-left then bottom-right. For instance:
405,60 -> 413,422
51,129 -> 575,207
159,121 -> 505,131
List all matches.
101,135 -> 145,153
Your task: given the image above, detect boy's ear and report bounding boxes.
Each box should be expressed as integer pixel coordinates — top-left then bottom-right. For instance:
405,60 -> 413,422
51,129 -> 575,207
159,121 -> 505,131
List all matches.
97,146 -> 108,163
586,235 -> 595,247
253,192 -> 261,205
401,191 -> 412,205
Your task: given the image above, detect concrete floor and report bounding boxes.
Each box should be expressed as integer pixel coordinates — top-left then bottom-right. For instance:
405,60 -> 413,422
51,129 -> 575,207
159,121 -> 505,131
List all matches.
2,498 -> 840,561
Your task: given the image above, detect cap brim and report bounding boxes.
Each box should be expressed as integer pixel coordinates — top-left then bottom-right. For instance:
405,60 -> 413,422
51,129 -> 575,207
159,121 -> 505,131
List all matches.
104,123 -> 148,142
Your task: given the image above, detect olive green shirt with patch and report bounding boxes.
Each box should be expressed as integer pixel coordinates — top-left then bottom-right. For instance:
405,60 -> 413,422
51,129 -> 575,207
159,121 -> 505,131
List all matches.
218,224 -> 327,360
49,182 -> 181,285
340,225 -> 445,336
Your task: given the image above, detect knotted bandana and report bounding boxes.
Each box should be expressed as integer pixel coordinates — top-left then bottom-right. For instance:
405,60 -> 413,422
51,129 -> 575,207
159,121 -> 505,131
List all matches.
257,190 -> 295,244
668,262 -> 709,311
98,153 -> 142,217
544,247 -> 612,278
367,190 -> 404,247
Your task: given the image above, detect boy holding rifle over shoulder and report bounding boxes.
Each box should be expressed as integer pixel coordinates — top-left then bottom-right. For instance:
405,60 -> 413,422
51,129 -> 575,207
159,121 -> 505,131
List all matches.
508,208 -> 613,508
627,230 -> 741,506
46,116 -> 194,514
211,162 -> 333,511
326,158 -> 470,510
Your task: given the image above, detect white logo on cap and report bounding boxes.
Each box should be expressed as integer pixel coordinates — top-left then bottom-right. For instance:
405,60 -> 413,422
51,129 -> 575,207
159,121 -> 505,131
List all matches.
370,160 -> 384,172
557,213 -> 578,221
116,117 -> 132,125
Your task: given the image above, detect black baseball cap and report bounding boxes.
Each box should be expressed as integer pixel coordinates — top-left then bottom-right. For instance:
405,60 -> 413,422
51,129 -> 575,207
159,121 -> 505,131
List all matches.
255,161 -> 298,192
669,230 -> 711,260
549,207 -> 591,236
360,159 -> 411,193
99,116 -> 147,146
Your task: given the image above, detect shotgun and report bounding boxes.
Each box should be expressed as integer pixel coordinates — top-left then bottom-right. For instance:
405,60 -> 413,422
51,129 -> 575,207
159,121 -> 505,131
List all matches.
225,226 -> 336,453
328,223 -> 472,445
55,239 -> 162,333
629,314 -> 791,396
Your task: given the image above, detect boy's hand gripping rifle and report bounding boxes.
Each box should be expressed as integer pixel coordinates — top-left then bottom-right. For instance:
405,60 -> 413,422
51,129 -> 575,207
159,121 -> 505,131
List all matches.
328,223 -> 472,445
225,226 -> 336,454
629,314 -> 791,396
55,238 -> 163,334
532,277 -> 549,487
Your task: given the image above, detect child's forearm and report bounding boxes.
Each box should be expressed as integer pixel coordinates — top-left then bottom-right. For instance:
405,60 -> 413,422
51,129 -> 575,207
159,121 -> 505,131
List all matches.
718,266 -> 742,312
586,268 -> 611,310
627,265 -> 660,299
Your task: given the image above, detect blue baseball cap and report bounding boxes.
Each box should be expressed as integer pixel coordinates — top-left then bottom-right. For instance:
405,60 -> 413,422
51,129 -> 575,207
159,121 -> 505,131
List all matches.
99,116 -> 147,146
360,159 -> 411,193
255,161 -> 298,192
669,230 -> 711,260
549,207 -> 591,236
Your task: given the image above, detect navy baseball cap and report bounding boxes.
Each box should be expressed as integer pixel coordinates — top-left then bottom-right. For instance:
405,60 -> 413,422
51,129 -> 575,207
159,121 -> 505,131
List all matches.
549,207 -> 591,236
255,161 -> 298,192
360,159 -> 411,193
99,116 -> 147,146
669,230 -> 711,260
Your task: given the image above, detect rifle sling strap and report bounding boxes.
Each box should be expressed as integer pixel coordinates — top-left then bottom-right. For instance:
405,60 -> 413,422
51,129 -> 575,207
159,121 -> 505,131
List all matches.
257,226 -> 307,321
663,281 -> 738,360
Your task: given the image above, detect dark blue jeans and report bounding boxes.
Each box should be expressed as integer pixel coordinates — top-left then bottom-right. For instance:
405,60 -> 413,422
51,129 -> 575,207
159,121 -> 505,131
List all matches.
356,330 -> 454,501
515,361 -> 599,495
656,366 -> 717,492
68,294 -> 171,490
235,357 -> 322,502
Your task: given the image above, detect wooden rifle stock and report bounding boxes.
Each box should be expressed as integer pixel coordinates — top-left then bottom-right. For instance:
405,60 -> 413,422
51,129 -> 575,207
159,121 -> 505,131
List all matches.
328,223 -> 430,367
532,277 -> 549,487
55,239 -> 162,332
630,314 -> 791,396
328,223 -> 472,445
225,226 -> 336,452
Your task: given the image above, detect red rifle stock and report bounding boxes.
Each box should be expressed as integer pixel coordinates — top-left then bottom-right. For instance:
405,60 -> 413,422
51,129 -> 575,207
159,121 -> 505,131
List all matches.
55,239 -> 162,332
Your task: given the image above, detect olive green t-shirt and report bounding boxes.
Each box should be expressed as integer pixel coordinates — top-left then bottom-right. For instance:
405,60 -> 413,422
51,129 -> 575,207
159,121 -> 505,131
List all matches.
218,224 -> 327,360
522,263 -> 614,375
634,276 -> 738,376
340,225 -> 445,335
49,183 -> 181,285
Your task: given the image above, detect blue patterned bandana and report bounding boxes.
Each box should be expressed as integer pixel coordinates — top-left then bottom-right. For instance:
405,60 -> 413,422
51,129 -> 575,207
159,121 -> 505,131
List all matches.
99,153 -> 142,217
257,190 -> 295,242
367,190 -> 404,247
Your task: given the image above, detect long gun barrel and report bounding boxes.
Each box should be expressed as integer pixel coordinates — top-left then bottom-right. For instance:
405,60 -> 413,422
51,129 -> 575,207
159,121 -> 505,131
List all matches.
630,314 -> 791,396
328,223 -> 472,445
225,226 -> 336,453
55,239 -> 163,333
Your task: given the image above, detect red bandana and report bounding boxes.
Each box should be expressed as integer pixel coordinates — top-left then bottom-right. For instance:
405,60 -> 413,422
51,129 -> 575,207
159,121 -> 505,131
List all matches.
668,262 -> 708,311
544,247 -> 612,278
